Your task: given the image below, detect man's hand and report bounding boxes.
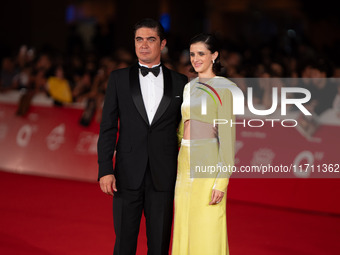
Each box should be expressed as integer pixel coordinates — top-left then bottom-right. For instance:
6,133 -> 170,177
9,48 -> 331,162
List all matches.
99,174 -> 117,196
209,189 -> 224,205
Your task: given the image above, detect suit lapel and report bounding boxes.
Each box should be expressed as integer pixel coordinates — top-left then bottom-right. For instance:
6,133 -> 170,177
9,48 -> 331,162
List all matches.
151,65 -> 172,126
129,63 -> 149,125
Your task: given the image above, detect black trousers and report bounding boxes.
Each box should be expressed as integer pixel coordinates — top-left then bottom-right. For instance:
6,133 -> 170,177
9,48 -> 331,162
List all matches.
112,165 -> 174,255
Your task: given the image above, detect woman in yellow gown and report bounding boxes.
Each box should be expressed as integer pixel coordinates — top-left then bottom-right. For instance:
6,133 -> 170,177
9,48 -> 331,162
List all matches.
172,34 -> 236,255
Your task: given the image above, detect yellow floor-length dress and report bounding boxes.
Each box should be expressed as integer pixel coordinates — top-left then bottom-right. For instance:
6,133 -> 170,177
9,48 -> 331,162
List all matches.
172,77 -> 236,255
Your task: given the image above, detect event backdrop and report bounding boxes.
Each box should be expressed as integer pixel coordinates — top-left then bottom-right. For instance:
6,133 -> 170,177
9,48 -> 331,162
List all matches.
0,92 -> 339,214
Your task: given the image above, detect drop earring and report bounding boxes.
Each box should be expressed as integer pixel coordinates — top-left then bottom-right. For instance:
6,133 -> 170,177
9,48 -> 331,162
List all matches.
212,59 -> 215,64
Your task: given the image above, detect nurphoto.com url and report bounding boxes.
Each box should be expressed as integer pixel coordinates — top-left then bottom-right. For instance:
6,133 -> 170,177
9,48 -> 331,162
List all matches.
193,163 -> 340,176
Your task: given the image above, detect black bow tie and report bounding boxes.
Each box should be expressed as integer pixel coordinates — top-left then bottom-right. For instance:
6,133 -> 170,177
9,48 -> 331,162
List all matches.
139,65 -> 161,77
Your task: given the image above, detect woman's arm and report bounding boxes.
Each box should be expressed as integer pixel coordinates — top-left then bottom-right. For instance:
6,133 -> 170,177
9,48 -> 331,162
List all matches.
212,83 -> 236,192
177,118 -> 184,148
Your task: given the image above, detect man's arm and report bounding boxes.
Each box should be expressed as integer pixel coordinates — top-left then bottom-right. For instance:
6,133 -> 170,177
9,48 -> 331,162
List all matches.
97,72 -> 119,194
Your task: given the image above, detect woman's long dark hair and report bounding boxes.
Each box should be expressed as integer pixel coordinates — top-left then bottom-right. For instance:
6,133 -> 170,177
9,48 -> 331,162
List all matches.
189,33 -> 222,75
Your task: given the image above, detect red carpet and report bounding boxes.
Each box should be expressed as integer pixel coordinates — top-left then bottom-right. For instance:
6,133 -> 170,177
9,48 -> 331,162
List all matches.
0,170 -> 339,255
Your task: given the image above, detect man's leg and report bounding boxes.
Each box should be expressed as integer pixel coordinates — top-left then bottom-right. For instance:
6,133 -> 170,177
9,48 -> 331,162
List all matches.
113,187 -> 144,255
144,168 -> 174,255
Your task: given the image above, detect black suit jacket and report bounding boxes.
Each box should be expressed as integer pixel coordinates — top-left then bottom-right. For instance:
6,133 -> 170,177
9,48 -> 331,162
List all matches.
97,63 -> 187,191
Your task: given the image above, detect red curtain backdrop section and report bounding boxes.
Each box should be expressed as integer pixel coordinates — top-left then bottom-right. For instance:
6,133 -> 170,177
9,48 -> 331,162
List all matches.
0,102 -> 339,214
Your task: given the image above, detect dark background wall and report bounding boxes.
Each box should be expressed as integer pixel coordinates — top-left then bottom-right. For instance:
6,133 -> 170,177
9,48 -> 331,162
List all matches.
0,0 -> 68,54
0,0 -> 339,62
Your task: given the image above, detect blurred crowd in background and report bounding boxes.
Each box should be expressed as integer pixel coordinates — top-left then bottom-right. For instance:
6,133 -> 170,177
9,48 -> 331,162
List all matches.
1,29 -> 340,128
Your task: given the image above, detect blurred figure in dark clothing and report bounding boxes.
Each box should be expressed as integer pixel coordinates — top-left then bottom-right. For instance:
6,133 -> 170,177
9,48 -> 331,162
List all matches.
308,59 -> 337,116
16,54 -> 53,116
79,57 -> 116,126
0,57 -> 17,92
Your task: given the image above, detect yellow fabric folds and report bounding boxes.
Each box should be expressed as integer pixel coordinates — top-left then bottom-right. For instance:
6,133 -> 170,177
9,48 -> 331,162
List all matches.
172,77 -> 236,254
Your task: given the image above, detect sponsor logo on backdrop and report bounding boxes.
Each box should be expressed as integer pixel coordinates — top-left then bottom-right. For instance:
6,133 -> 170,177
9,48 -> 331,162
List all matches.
46,124 -> 65,151
75,132 -> 98,154
251,148 -> 275,166
17,124 -> 38,147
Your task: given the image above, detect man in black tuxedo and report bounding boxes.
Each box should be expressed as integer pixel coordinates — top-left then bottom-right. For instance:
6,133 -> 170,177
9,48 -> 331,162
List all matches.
97,18 -> 187,255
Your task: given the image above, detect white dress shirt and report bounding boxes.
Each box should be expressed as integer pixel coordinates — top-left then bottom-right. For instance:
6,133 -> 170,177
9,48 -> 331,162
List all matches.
139,62 -> 164,124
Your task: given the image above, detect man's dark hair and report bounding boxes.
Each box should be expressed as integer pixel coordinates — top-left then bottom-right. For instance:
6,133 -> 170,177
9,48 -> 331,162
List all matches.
133,18 -> 165,41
